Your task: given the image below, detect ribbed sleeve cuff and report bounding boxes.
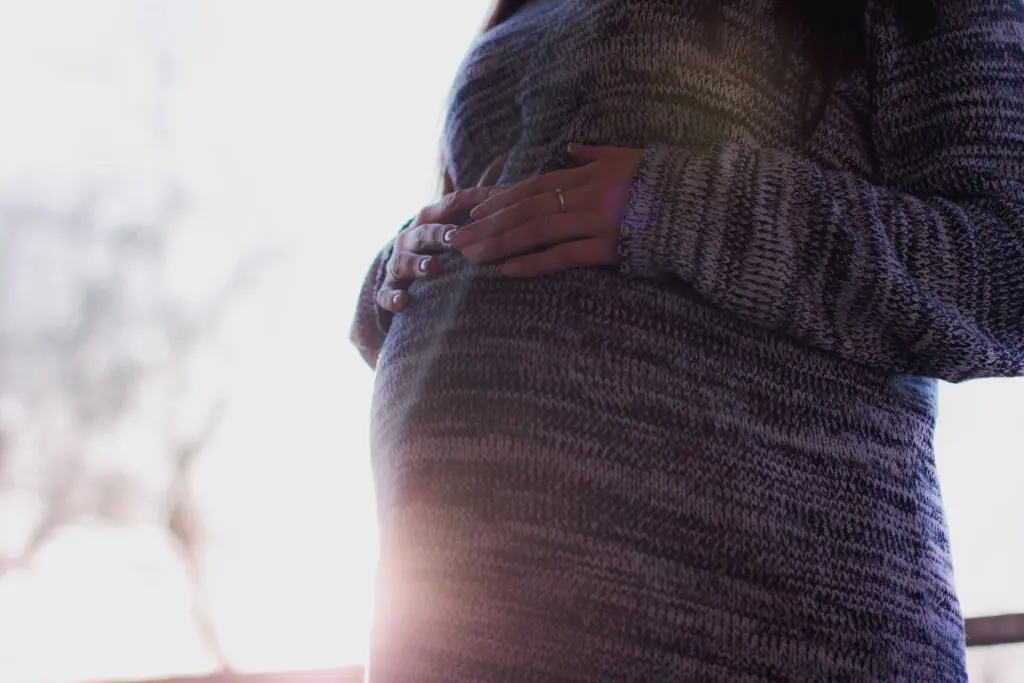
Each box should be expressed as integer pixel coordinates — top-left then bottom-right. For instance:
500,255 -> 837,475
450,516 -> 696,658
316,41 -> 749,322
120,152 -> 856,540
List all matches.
618,144 -> 702,283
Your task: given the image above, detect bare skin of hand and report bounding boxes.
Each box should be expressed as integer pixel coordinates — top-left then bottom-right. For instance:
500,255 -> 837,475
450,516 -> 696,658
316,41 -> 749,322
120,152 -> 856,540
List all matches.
450,143 -> 644,277
377,153 -> 507,313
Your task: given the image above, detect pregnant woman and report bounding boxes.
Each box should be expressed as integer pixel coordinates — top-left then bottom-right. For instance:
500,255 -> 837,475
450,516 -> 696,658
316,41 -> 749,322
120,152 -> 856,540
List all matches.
351,0 -> 1024,680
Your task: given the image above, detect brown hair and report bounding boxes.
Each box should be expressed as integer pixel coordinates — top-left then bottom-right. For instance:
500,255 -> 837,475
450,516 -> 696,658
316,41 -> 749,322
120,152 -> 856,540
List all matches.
437,0 -> 935,197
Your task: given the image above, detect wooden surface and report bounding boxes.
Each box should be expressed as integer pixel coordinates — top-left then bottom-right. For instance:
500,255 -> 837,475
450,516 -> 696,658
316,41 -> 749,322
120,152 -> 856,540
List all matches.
967,613 -> 1024,647
118,668 -> 365,683
104,614 -> 1024,683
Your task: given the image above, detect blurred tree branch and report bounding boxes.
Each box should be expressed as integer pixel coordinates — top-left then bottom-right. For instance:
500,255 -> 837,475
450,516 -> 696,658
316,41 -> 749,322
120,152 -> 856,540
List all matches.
0,192 -> 278,673
0,4 -> 286,674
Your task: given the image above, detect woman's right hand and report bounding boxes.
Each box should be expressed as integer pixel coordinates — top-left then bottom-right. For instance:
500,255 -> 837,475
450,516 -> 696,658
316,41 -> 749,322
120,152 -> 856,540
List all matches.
377,154 -> 506,313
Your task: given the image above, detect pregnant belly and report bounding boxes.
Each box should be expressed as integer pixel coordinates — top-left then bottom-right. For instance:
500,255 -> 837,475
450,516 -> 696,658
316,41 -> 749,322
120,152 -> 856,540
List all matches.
366,260 -> 941,681
371,260 -> 926,477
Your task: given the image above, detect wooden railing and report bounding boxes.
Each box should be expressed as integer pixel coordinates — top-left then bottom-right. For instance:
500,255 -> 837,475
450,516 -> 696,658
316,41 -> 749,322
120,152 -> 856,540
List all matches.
105,614 -> 1024,683
966,613 -> 1024,648
119,669 -> 365,683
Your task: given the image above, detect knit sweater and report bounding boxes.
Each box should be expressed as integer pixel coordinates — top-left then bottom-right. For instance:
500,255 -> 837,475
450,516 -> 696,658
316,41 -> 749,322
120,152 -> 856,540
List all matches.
351,1 -> 1024,680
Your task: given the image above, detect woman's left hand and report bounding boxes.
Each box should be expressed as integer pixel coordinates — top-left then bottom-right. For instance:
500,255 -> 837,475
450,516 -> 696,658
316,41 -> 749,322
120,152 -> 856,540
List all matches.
449,143 -> 645,277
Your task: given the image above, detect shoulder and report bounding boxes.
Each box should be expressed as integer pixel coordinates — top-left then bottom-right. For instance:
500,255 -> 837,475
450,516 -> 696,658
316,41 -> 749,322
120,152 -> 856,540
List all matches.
868,0 -> 1024,192
867,0 -> 1024,101
869,0 -> 1024,50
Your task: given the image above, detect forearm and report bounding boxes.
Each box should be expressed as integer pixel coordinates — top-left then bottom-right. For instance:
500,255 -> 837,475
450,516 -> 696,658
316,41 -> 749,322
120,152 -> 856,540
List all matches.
619,142 -> 1024,381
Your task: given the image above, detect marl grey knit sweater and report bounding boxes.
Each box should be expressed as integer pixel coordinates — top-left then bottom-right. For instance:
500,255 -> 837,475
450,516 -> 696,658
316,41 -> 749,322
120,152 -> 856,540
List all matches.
351,0 -> 1024,680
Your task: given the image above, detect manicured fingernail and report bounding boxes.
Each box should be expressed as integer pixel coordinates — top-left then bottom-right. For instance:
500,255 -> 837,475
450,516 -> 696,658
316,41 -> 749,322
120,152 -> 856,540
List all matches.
418,256 -> 431,272
469,205 -> 483,219
391,292 -> 402,304
442,227 -> 457,245
462,244 -> 483,261
487,188 -> 505,197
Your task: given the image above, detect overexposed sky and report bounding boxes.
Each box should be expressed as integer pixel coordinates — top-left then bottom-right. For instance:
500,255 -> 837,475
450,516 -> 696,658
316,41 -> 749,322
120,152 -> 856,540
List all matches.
0,2 -> 1020,682
0,2 -> 490,681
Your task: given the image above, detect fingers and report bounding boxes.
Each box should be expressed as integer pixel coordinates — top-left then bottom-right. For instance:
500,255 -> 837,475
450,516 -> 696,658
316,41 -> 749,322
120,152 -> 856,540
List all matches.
376,252 -> 432,314
377,285 -> 408,313
376,163 -> 510,314
397,221 -> 459,255
501,237 -> 616,278
377,223 -> 455,314
460,210 -> 605,265
452,184 -> 594,249
388,247 -> 439,281
419,186 -> 502,226
467,164 -> 593,222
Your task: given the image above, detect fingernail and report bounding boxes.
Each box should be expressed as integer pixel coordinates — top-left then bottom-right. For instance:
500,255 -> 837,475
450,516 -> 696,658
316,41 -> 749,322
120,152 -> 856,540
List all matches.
442,227 -> 457,245
391,292 -> 402,304
418,256 -> 431,272
469,206 -> 483,219
462,244 -> 483,261
502,261 -> 522,275
487,188 -> 505,197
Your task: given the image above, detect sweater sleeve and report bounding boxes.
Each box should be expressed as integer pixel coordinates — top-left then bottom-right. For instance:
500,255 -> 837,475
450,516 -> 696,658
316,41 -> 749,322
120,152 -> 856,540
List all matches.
350,217 -> 414,369
618,0 -> 1024,382
350,243 -> 393,370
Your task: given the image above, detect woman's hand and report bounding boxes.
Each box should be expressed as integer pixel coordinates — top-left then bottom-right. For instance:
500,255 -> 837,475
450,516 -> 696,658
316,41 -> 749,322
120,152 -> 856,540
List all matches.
378,154 -> 507,313
450,143 -> 644,277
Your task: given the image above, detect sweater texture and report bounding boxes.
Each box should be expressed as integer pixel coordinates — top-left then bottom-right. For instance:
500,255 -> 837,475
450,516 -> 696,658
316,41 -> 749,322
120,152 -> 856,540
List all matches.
352,1 -> 1024,680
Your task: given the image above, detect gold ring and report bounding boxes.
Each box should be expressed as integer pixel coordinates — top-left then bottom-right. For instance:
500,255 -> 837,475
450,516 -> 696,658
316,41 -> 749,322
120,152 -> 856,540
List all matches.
554,188 -> 566,213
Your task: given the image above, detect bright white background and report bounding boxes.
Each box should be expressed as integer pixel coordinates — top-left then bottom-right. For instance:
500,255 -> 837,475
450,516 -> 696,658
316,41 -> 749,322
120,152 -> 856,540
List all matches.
0,2 -> 1019,682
